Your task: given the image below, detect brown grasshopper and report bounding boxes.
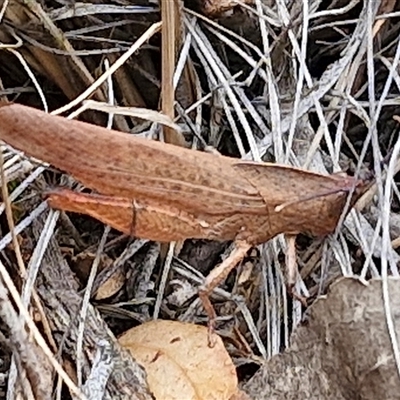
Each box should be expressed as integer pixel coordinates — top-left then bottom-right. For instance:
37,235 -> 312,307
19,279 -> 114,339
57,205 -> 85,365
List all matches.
0,104 -> 370,339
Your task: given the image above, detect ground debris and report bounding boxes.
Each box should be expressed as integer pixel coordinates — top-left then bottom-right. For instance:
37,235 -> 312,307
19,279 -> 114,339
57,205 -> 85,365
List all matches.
244,277 -> 400,400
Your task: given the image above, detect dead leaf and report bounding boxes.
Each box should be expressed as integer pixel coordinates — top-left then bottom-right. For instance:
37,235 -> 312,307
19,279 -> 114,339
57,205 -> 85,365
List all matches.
118,320 -> 238,400
94,268 -> 125,301
70,251 -> 111,281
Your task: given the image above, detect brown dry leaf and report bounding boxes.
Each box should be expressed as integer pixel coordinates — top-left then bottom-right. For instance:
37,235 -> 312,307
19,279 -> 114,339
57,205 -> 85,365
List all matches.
70,251 -> 112,281
229,391 -> 251,400
244,277 -> 400,400
118,320 -> 238,400
70,251 -> 123,299
94,268 -> 125,300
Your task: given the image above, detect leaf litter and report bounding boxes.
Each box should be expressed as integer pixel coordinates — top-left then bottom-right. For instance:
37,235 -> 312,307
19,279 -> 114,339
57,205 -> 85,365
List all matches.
0,0 -> 400,399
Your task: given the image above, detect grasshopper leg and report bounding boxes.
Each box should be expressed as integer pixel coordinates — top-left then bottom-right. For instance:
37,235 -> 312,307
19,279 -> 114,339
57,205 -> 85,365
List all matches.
285,234 -> 308,307
198,241 -> 252,347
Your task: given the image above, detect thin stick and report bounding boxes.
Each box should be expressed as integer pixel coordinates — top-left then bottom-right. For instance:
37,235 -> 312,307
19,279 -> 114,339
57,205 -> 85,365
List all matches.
161,0 -> 186,146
